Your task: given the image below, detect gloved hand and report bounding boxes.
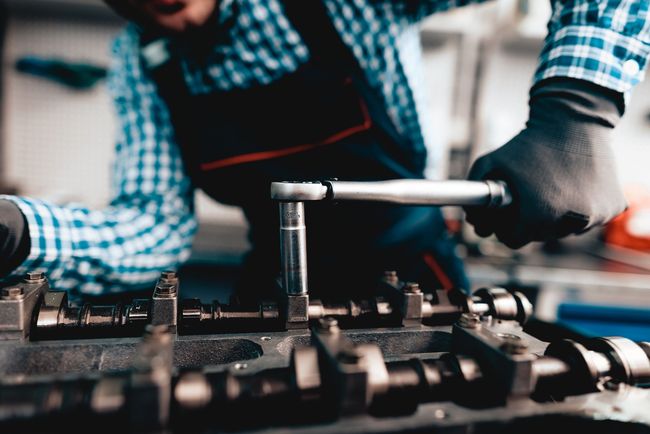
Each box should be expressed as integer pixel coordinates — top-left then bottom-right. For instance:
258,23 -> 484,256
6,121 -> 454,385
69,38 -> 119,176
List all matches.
466,78 -> 627,248
0,200 -> 30,277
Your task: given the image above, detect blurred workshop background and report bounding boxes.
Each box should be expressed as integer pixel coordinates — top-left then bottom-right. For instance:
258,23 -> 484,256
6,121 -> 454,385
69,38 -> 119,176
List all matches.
1,0 -> 649,339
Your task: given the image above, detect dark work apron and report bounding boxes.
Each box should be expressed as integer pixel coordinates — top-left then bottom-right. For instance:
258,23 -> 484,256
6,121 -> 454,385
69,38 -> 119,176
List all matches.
145,0 -> 469,301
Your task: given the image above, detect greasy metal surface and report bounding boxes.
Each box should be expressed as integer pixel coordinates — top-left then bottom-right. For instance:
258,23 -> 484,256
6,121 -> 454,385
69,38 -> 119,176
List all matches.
1,321 -> 649,433
0,336 -> 264,376
0,326 -> 452,377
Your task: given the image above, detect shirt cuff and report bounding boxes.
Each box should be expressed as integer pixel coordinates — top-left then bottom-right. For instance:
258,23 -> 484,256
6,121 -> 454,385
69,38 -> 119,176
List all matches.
535,24 -> 650,100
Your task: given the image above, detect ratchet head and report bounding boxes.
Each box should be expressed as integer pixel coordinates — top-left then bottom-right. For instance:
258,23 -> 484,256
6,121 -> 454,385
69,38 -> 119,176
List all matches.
271,181 -> 328,201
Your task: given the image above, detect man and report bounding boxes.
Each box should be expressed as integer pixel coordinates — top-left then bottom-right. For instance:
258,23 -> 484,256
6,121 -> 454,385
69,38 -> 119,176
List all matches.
0,0 -> 646,298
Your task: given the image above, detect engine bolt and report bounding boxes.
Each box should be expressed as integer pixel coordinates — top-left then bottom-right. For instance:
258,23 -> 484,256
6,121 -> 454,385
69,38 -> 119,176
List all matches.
1,286 -> 24,300
155,283 -> 177,298
24,272 -> 45,283
160,270 -> 178,281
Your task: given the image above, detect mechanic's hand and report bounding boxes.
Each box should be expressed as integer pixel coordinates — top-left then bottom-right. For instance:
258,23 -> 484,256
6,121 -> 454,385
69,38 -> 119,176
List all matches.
0,200 -> 30,277
466,78 -> 627,249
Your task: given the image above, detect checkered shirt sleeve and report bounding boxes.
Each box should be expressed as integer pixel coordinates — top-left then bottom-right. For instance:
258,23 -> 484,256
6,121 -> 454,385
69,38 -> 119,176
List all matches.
0,30 -> 197,295
372,0 -> 649,95
536,1 -> 650,95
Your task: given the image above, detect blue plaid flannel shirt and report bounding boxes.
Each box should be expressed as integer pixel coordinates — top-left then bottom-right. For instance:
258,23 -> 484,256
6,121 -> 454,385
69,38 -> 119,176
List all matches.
2,0 -> 649,294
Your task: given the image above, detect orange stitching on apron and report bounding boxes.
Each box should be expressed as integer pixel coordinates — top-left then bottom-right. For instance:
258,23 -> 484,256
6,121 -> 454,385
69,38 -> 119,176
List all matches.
423,252 -> 453,291
200,97 -> 372,171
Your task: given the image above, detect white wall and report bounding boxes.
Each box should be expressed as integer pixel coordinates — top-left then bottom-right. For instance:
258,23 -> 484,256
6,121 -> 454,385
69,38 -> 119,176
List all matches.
3,17 -> 117,208
1,12 -> 246,225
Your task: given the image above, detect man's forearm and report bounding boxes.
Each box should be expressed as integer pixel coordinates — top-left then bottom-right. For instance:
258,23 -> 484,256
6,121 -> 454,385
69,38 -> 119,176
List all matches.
0,195 -> 197,293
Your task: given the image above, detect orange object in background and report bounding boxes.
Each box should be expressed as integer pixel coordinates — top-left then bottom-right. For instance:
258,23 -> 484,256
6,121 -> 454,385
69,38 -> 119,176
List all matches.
605,186 -> 650,251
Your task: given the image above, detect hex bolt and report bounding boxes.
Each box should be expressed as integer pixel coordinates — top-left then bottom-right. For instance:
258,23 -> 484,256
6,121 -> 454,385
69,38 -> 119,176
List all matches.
458,313 -> 481,329
154,283 -> 177,298
1,286 -> 24,300
24,272 -> 45,283
160,270 -> 178,282
403,282 -> 421,294
318,316 -> 340,333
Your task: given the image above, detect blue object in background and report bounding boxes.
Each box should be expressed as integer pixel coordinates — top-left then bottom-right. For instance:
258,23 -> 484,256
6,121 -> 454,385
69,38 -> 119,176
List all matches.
558,303 -> 650,341
16,56 -> 107,90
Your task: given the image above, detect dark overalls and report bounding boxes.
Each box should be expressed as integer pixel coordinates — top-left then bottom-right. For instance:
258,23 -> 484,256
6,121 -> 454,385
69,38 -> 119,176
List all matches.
146,1 -> 468,302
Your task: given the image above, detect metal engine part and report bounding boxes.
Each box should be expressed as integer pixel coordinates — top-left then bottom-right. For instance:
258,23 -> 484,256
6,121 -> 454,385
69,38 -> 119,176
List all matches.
0,273 -> 49,340
0,179 -> 647,433
0,311 -> 649,433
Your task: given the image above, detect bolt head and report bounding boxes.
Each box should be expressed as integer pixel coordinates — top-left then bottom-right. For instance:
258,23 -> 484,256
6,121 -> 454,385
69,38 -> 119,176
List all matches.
155,283 -> 177,298
24,272 -> 45,282
160,270 -> 178,281
1,286 -> 24,300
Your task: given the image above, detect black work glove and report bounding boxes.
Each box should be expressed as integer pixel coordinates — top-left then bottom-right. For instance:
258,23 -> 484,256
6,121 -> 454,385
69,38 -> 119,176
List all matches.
0,200 -> 30,277
466,78 -> 627,248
